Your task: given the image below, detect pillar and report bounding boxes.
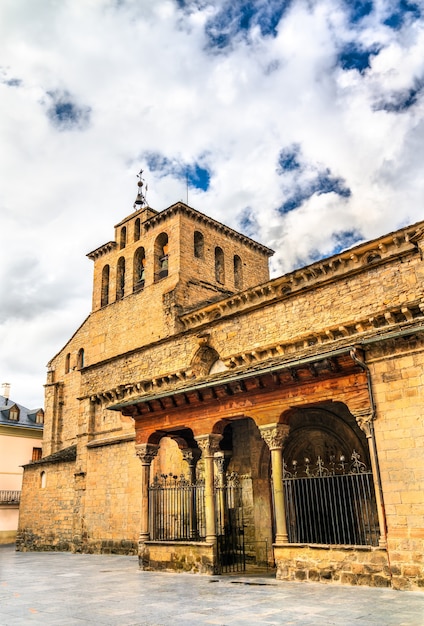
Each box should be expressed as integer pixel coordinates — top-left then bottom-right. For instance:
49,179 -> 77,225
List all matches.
352,408 -> 387,548
182,448 -> 202,539
135,443 -> 159,544
195,434 -> 222,544
259,423 -> 290,544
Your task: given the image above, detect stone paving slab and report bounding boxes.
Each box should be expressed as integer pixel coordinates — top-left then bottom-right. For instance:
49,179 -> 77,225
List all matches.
0,545 -> 423,625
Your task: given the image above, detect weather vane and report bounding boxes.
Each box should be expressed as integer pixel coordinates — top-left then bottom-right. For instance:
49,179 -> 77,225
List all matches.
134,169 -> 148,209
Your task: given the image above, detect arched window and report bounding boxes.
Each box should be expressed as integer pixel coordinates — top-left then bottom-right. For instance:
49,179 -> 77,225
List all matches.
194,231 -> 204,259
65,353 -> 71,374
116,257 -> 125,300
215,247 -> 225,284
120,226 -> 127,249
133,247 -> 146,292
234,255 -> 243,289
101,264 -> 110,307
134,218 -> 141,242
77,348 -> 84,369
40,471 -> 46,488
155,233 -> 169,281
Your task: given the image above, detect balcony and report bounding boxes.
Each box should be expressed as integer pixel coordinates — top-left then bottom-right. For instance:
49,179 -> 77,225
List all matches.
0,490 -> 21,504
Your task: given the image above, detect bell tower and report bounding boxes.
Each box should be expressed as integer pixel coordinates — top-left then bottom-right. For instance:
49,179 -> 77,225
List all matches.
86,172 -> 273,353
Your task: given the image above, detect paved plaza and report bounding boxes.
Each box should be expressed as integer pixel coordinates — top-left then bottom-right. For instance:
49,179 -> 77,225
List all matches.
0,545 -> 423,625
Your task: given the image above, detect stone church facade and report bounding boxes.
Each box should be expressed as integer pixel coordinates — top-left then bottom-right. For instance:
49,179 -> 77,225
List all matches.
17,181 -> 424,591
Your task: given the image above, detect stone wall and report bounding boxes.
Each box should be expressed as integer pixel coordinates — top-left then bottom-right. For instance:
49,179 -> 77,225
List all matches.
368,335 -> 424,590
274,545 -> 391,587
17,459 -> 76,551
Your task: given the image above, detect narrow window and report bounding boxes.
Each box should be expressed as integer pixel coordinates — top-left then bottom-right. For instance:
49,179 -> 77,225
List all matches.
32,447 -> 42,461
65,353 -> 71,374
41,471 -> 46,488
77,348 -> 85,369
133,247 -> 146,292
234,255 -> 243,289
101,264 -> 110,307
155,233 -> 169,281
134,218 -> 141,242
120,226 -> 127,249
194,231 -> 204,259
35,410 -> 44,424
215,247 -> 225,284
116,257 -> 125,300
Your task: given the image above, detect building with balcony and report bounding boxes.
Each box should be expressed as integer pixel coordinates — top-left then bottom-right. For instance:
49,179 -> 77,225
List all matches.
0,384 -> 44,543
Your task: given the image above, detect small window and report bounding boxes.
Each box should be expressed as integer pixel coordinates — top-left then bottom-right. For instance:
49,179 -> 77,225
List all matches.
215,247 -> 225,284
65,353 -> 71,374
9,404 -> 20,421
40,471 -> 46,488
77,348 -> 85,369
116,257 -> 125,300
32,447 -> 42,461
35,410 -> 44,425
120,226 -> 127,249
134,218 -> 141,242
101,264 -> 110,307
194,231 -> 204,259
234,255 -> 243,289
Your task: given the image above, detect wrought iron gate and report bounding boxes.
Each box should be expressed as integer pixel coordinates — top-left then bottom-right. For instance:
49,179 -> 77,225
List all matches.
216,472 -> 246,573
148,471 -> 246,572
283,451 -> 380,546
149,474 -> 206,541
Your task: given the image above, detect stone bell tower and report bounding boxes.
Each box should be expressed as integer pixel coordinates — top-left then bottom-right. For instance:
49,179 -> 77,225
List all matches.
86,171 -> 273,356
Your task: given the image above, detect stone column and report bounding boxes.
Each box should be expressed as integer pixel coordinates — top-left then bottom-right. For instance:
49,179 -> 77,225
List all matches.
352,409 -> 387,548
195,434 -> 222,544
260,423 -> 290,544
182,448 -> 202,539
135,443 -> 159,544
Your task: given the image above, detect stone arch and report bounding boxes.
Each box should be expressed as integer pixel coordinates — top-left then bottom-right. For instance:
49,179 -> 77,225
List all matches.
116,256 -> 125,300
215,246 -> 225,284
101,264 -> 110,307
280,401 -> 369,466
120,226 -> 127,249
154,232 -> 169,281
134,218 -> 141,242
133,246 -> 146,292
194,230 -> 204,259
234,254 -> 243,289
190,345 -> 221,377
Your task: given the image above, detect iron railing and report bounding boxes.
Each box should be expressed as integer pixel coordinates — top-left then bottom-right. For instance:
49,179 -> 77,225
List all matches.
0,490 -> 21,504
215,472 -> 246,573
283,451 -> 380,546
149,474 -> 205,541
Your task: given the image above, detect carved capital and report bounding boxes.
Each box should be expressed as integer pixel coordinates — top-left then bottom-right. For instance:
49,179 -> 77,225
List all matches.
259,423 -> 290,450
194,434 -> 223,457
135,443 -> 159,465
351,409 -> 373,438
181,447 -> 202,467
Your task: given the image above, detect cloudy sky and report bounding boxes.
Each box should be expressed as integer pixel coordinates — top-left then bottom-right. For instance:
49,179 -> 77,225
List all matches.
1,0 -> 424,409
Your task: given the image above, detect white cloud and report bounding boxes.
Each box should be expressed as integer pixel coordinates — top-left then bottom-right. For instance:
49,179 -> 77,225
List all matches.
1,0 -> 424,407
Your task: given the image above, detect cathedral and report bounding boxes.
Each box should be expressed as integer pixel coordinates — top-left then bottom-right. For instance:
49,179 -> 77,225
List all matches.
17,176 -> 424,590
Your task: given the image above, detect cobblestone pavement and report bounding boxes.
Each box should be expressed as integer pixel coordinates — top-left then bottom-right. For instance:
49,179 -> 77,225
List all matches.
1,545 -> 423,626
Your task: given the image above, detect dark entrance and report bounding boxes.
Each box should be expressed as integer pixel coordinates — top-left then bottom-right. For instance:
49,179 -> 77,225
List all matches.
216,473 -> 246,573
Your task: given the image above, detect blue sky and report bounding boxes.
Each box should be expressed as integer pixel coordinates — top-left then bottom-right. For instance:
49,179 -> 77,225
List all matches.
1,0 -> 424,407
